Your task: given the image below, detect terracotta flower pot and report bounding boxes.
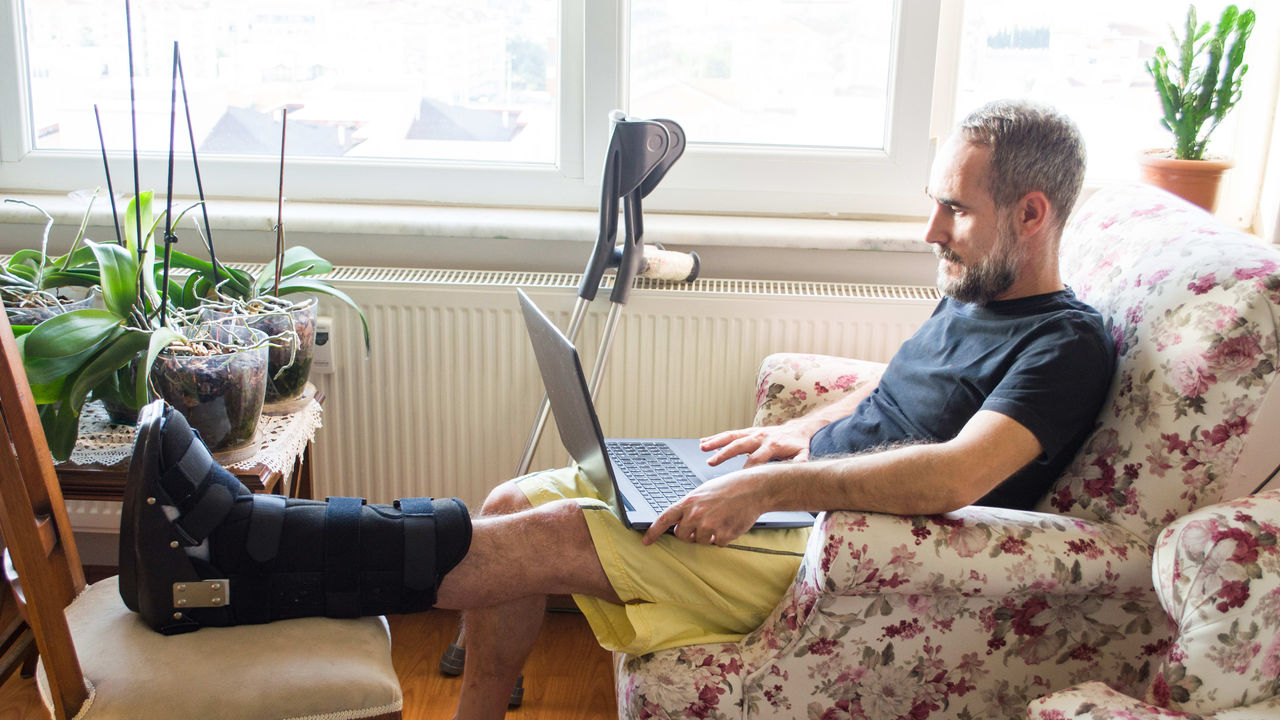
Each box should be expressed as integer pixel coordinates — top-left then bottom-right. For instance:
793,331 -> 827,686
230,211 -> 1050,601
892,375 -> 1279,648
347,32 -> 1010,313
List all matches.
1137,151 -> 1232,213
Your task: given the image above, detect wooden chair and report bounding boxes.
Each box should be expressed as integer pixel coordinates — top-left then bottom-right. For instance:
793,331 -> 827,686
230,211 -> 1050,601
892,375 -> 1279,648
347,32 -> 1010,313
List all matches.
0,312 -> 404,720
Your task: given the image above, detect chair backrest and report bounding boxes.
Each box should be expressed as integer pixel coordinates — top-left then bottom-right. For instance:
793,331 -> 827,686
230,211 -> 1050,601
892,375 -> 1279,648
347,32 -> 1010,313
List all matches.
1041,183 -> 1280,545
0,310 -> 90,719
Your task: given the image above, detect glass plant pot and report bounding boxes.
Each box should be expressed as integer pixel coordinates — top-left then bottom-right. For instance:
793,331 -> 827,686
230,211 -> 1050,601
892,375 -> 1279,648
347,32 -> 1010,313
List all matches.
205,296 -> 318,406
4,287 -> 99,326
151,324 -> 268,458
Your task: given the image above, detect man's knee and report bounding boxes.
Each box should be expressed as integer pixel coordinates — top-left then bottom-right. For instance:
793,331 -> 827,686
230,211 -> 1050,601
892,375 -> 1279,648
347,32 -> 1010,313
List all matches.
481,479 -> 534,517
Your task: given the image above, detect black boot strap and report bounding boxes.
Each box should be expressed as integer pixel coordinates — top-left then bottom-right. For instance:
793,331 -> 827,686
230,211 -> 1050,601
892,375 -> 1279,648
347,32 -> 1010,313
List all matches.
160,429 -> 215,504
172,481 -> 234,546
324,497 -> 364,617
396,498 -> 436,595
246,495 -> 287,563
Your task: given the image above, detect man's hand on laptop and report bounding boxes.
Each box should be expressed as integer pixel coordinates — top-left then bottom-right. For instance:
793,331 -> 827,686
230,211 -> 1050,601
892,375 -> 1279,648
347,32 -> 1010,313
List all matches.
701,417 -> 821,467
641,468 -> 771,547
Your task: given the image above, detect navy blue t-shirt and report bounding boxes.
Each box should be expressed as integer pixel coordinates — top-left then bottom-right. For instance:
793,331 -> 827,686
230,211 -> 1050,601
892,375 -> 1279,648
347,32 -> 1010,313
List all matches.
808,288 -> 1114,510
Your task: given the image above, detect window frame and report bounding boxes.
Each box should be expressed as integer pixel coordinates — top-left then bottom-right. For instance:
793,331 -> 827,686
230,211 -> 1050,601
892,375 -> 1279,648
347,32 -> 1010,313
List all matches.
0,0 -> 943,219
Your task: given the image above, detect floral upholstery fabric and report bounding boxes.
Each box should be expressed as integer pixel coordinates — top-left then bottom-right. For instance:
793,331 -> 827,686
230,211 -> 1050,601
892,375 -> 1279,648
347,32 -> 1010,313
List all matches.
615,184 -> 1280,719
1028,490 -> 1280,719
751,353 -> 886,428
1043,184 -> 1280,545
1027,681 -> 1280,719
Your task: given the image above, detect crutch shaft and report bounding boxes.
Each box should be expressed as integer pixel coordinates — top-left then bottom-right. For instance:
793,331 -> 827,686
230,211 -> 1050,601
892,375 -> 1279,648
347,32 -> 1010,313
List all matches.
587,303 -> 625,400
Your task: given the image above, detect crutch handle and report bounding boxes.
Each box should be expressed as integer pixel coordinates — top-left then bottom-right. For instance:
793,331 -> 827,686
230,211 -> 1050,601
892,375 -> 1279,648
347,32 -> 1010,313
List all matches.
638,247 -> 699,282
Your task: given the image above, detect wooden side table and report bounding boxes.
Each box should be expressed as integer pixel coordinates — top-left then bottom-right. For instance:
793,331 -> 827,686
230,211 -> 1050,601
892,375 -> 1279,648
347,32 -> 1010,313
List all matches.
53,394 -> 324,502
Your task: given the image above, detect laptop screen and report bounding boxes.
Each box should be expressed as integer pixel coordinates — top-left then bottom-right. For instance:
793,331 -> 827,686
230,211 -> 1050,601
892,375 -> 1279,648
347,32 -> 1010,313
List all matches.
517,289 -> 621,513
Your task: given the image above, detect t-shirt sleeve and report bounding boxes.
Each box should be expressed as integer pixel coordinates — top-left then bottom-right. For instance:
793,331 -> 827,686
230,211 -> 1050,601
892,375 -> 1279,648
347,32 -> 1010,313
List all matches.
979,317 -> 1115,460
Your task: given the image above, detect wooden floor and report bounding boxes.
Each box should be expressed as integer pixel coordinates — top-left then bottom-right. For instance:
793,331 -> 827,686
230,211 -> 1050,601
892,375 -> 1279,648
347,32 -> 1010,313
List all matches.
0,609 -> 616,719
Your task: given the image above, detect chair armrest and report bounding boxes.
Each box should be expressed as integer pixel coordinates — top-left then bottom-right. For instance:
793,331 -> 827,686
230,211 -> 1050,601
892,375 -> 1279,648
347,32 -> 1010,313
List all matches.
1028,681 -> 1280,719
752,353 -> 886,426
802,505 -> 1153,600
1145,489 -> 1280,715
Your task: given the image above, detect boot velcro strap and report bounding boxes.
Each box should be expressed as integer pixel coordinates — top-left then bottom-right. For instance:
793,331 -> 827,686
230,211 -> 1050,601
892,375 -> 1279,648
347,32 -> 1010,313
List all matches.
173,481 -> 234,546
325,497 -> 364,618
246,495 -> 287,563
396,498 -> 436,596
161,433 -> 216,504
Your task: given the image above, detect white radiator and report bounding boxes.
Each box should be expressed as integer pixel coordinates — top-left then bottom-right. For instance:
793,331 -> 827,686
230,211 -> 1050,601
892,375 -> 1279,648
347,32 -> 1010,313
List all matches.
308,269 -> 938,508
65,268 -> 938,548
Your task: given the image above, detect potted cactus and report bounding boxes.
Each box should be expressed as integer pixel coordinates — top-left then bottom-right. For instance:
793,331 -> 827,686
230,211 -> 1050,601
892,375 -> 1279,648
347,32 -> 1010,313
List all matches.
1139,4 -> 1255,211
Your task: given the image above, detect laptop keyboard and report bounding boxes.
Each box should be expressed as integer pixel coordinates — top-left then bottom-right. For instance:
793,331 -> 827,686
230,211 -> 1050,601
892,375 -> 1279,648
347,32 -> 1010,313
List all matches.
606,441 -> 701,509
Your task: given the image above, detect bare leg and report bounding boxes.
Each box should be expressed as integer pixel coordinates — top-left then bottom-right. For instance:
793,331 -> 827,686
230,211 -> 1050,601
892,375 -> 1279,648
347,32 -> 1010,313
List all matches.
437,482 -> 619,720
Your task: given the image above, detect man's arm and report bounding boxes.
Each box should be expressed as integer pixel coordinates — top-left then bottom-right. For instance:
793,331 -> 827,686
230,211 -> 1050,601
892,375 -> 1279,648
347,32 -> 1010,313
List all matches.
644,410 -> 1042,546
701,378 -> 879,467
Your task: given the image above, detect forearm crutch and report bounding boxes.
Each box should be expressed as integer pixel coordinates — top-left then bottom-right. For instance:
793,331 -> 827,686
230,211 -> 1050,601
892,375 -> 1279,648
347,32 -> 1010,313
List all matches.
440,113 -> 695,704
515,111 -> 694,476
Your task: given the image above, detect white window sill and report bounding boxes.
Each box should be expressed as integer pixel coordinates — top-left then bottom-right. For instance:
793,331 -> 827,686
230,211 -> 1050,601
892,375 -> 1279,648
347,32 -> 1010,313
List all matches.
0,192 -> 936,284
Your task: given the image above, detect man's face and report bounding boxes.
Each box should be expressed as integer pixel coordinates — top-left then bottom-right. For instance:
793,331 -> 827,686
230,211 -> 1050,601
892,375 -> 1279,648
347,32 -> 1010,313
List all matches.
925,139 -> 1021,305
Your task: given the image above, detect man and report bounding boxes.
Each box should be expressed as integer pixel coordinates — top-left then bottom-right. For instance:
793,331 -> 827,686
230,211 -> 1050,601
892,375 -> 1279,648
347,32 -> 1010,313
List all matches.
436,98 -> 1112,718
124,99 -> 1112,720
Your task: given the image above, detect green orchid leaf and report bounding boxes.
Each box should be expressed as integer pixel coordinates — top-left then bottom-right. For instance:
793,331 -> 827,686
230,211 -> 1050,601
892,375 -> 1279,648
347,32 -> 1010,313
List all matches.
53,246 -> 101,270
85,239 -> 139,318
39,270 -> 100,289
4,264 -> 36,283
9,249 -> 47,269
276,278 -> 371,353
168,250 -> 254,299
125,192 -> 161,312
28,377 -> 65,405
43,399 -> 81,461
135,328 -> 184,407
177,273 -> 204,308
167,249 -> 216,274
23,332 -> 120,385
124,192 -> 153,256
256,246 -> 334,293
67,329 -> 153,412
23,309 -> 123,359
14,334 -> 80,392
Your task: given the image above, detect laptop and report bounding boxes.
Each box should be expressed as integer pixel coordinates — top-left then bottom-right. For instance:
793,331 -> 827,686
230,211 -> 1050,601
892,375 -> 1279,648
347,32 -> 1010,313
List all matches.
517,288 -> 816,531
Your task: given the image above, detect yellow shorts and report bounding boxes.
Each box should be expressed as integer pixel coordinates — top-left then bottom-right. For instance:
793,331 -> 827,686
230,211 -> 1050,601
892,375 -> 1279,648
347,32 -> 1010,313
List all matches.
517,465 -> 812,656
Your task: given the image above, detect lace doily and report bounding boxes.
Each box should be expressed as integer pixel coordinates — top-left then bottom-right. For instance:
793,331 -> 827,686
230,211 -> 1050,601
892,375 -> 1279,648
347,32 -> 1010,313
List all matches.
61,400 -> 324,481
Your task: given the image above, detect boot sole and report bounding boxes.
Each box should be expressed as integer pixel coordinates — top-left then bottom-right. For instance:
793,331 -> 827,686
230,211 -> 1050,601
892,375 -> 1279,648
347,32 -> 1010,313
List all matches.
118,399 -> 166,612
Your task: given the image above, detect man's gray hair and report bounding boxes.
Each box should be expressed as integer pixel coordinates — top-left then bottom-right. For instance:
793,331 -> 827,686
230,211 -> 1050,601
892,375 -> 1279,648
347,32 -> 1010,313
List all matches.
959,100 -> 1086,236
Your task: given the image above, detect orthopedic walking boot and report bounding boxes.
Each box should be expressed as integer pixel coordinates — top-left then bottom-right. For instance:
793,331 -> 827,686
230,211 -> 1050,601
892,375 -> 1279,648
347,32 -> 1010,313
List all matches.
120,400 -> 471,635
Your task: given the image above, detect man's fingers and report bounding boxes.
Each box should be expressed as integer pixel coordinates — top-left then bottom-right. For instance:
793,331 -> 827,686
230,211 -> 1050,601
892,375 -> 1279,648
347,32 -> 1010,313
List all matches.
708,435 -> 764,466
700,427 -> 752,452
642,504 -> 682,545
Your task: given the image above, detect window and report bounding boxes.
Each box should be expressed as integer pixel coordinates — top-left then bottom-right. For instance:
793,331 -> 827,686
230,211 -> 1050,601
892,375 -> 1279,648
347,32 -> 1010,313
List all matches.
0,0 -> 942,217
25,1 -> 560,165
951,0 -> 1271,227
2,1 -> 1274,226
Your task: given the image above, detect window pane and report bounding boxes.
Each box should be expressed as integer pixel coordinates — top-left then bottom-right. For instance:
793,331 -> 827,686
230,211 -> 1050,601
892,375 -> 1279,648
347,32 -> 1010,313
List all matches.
955,0 -> 1255,181
24,0 -> 559,164
628,0 -> 895,150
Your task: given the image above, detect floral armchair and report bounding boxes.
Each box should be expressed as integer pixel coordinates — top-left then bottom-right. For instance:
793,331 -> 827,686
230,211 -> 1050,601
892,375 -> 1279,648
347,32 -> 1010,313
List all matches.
614,183 -> 1280,719
1027,489 -> 1280,719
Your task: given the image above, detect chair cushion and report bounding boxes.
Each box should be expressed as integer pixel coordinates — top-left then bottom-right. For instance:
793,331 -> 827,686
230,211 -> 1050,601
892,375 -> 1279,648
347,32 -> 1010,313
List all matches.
37,577 -> 402,720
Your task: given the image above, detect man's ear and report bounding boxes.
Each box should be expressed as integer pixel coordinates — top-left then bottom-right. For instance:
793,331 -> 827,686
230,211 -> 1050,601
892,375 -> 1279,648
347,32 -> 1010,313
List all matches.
1017,191 -> 1051,237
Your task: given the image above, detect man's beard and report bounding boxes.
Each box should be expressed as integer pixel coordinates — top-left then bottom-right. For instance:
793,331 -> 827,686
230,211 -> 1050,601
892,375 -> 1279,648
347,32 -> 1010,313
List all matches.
934,217 -> 1021,305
